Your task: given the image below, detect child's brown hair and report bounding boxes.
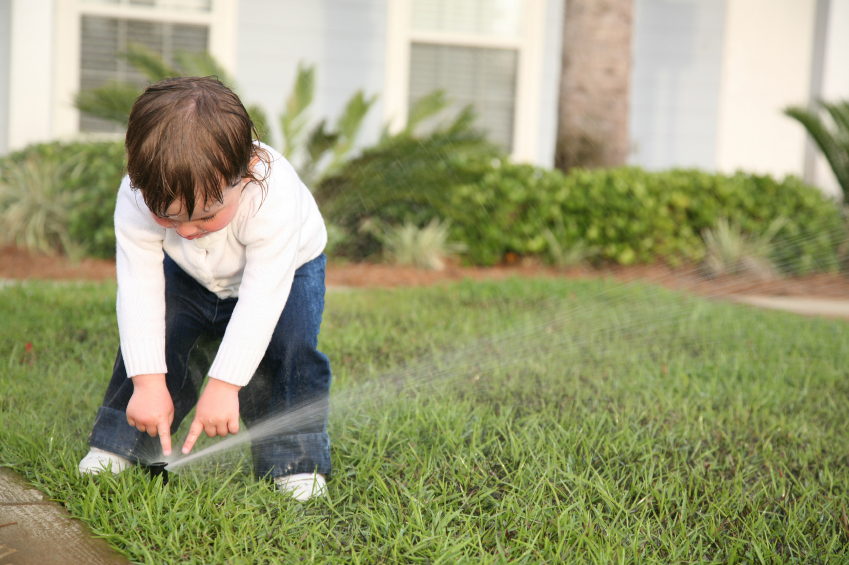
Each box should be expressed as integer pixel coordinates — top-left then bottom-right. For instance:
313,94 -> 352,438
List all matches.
125,76 -> 269,219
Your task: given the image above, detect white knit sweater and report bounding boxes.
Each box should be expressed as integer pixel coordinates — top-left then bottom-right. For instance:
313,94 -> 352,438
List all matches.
114,145 -> 327,387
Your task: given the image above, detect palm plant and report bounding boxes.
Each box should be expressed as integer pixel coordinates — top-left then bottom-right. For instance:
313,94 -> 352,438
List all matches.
541,217 -> 599,268
315,97 -> 498,225
75,44 -> 271,142
76,50 -> 376,188
784,100 -> 849,203
701,217 -> 786,279
0,158 -> 83,258
314,96 -> 502,260
381,219 -> 467,270
277,63 -> 377,187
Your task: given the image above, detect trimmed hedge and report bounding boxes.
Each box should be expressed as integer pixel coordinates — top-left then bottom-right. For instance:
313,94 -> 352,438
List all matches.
451,163 -> 844,273
319,153 -> 845,274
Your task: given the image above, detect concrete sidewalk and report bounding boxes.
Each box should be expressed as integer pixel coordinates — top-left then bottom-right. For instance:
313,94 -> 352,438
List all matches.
0,467 -> 128,565
731,295 -> 849,319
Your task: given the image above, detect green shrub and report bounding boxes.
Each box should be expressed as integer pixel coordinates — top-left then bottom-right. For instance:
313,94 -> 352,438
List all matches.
4,135 -> 843,276
314,109 -> 503,259
1,141 -> 125,258
319,156 -> 844,274
454,165 -> 844,273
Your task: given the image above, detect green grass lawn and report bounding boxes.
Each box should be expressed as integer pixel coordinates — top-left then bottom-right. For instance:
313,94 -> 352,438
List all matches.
1,277 -> 848,563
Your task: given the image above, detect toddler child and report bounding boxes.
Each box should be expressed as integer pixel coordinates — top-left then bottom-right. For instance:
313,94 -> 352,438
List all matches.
78,76 -> 332,501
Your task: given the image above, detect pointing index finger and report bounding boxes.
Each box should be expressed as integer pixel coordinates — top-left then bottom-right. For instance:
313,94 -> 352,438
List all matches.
157,421 -> 172,456
182,419 -> 203,455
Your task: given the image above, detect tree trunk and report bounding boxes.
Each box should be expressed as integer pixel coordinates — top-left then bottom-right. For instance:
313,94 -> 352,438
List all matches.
556,0 -> 633,171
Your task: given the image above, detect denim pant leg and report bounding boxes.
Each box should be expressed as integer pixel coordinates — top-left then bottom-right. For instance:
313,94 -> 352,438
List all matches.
240,254 -> 333,480
88,255 -> 218,462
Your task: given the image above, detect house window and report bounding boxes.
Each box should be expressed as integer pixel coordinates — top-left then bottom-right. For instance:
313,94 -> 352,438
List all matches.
384,0 -> 545,160
52,0 -> 236,139
410,0 -> 523,37
409,42 -> 518,150
79,16 -> 208,132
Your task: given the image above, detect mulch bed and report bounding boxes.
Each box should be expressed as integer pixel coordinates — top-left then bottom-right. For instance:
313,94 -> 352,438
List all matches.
3,245 -> 849,299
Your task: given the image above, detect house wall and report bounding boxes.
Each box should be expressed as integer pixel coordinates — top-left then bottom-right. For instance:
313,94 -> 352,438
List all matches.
0,0 -> 11,155
236,0 -> 388,154
628,0 -> 726,171
629,0 -> 846,198
714,0 -> 816,178
237,0 -> 562,167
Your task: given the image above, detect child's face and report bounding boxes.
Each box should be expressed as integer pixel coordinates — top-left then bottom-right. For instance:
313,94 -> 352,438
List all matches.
150,177 -> 249,240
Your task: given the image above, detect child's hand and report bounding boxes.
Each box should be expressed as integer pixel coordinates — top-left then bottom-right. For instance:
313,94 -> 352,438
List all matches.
182,378 -> 242,454
127,373 -> 174,456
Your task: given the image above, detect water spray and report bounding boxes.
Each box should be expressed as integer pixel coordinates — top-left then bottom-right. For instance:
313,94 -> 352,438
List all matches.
153,224 -> 849,479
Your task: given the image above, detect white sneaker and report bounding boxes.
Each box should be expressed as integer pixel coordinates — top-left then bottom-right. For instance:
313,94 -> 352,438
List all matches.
78,447 -> 132,475
274,473 -> 326,501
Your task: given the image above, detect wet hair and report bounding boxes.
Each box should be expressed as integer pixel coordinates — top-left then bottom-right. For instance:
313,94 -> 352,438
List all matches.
125,76 -> 269,219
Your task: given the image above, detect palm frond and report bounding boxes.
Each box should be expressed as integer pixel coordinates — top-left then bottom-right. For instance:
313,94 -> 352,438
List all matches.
406,90 -> 449,135
246,104 -> 273,146
122,43 -> 176,81
445,105 -> 479,136
785,100 -> 849,201
74,81 -> 142,126
323,91 -> 378,176
823,100 -> 849,135
279,64 -> 316,158
173,50 -> 234,85
298,120 -> 339,187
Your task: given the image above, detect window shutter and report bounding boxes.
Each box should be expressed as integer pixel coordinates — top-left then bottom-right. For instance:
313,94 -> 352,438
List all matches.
409,43 -> 517,151
79,14 -> 209,132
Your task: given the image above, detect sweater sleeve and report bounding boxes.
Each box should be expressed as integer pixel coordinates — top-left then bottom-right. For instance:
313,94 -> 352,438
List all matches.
206,163 -> 305,387
114,177 -> 168,377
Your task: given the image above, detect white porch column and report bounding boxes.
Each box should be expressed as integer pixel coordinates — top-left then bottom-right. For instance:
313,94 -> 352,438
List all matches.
8,0 -> 55,150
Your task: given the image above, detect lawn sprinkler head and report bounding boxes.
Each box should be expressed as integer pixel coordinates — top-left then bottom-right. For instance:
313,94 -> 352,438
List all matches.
145,462 -> 169,485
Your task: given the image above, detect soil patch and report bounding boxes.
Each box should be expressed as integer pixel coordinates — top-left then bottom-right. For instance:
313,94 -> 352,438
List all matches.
0,246 -> 117,282
3,246 -> 849,299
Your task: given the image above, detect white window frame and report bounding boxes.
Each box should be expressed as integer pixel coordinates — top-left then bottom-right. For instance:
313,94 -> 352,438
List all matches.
52,0 -> 238,139
383,0 -> 546,163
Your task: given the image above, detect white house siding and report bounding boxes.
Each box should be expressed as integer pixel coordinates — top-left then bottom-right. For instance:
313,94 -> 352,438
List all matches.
0,0 -> 11,155
628,0 -> 727,171
236,0 -> 388,156
714,0 -> 816,179
237,0 -> 562,167
813,0 -> 849,198
321,0 -> 388,148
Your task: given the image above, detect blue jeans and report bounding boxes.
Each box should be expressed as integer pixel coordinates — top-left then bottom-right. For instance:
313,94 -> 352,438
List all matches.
88,253 -> 332,480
